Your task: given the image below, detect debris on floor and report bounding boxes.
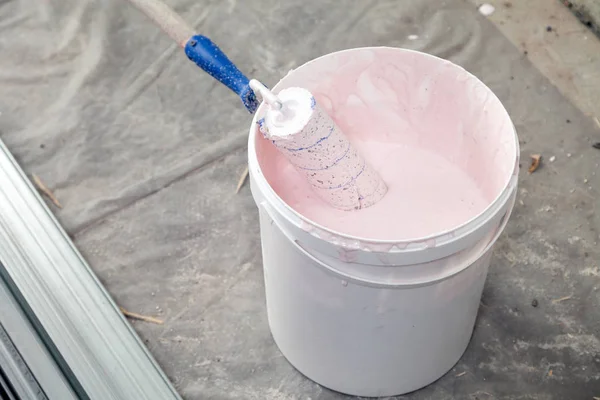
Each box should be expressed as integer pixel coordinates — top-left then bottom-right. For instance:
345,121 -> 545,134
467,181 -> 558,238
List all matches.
32,174 -> 63,209
236,166 -> 249,194
531,299 -> 539,307
593,142 -> 600,149
552,294 -> 573,304
120,307 -> 164,325
529,154 -> 542,173
478,3 -> 495,16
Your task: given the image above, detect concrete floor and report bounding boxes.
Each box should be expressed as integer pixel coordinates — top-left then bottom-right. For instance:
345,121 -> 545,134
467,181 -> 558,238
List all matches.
2,0 -> 600,399
470,0 -> 600,120
79,2 -> 598,399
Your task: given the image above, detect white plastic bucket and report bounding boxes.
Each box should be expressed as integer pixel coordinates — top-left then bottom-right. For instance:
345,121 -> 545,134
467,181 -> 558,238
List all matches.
248,47 -> 519,397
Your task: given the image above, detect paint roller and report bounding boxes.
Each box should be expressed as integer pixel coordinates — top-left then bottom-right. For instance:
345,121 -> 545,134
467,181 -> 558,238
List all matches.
127,0 -> 387,210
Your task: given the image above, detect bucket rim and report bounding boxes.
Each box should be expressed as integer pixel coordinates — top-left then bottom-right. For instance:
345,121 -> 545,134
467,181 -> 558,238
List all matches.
248,46 -> 519,247
260,191 -> 515,288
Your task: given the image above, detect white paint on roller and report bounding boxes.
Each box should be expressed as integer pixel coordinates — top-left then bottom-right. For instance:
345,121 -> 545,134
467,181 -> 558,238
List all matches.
249,79 -> 283,111
261,87 -> 313,137
256,86 -> 387,211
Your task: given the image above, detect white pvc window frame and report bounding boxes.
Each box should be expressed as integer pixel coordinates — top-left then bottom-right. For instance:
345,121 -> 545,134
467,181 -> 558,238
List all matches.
0,139 -> 181,400
0,275 -> 76,399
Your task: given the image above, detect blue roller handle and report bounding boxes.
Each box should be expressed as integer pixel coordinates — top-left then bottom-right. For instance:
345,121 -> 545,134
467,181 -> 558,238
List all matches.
184,35 -> 259,114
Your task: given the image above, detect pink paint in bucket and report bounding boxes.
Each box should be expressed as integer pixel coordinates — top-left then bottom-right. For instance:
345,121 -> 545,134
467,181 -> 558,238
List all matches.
248,47 -> 518,397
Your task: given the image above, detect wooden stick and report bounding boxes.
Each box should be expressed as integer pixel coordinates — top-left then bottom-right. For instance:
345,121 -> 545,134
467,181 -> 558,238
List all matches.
127,0 -> 195,47
552,294 -> 573,304
236,166 -> 249,194
120,307 -> 164,325
32,174 -> 63,209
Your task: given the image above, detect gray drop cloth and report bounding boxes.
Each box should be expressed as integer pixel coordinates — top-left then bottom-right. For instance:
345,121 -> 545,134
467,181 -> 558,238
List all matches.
1,0 -> 599,399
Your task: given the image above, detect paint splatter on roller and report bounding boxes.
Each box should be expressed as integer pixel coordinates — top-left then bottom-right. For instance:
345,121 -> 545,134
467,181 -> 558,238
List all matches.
127,0 -> 387,210
250,81 -> 387,210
